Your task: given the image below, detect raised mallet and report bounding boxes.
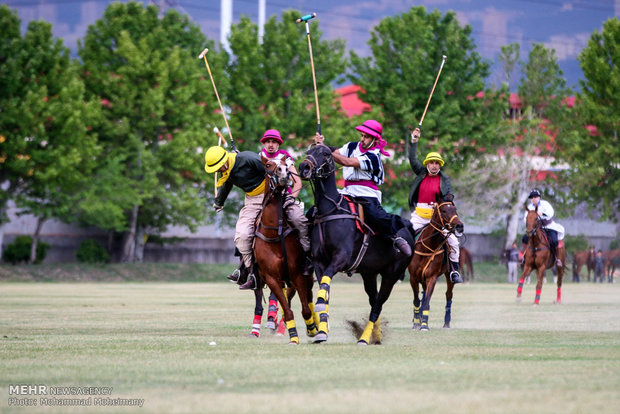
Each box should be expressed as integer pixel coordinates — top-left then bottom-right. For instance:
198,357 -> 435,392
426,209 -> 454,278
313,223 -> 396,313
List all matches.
198,48 -> 237,152
418,55 -> 447,130
296,13 -> 321,134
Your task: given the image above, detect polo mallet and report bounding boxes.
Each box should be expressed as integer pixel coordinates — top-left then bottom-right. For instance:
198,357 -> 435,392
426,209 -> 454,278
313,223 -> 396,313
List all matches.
296,13 -> 321,134
198,48 -> 237,152
418,55 -> 447,130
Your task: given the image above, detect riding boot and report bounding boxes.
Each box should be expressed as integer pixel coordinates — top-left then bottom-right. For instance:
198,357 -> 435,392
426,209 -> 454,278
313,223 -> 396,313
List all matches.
449,261 -> 463,284
393,236 -> 412,256
227,263 -> 247,284
239,273 -> 257,290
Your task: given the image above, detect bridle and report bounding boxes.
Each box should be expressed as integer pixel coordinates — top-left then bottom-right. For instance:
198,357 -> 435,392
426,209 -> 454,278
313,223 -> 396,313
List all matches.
302,145 -> 336,180
429,201 -> 460,234
414,201 -> 462,276
526,212 -> 541,240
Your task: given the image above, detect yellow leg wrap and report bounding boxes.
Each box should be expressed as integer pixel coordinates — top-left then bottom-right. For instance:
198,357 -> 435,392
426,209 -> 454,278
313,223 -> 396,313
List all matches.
309,302 -> 320,328
320,276 -> 331,285
318,319 -> 328,334
373,317 -> 382,342
317,288 -> 329,302
286,320 -> 299,343
423,310 -> 429,316
359,321 -> 375,344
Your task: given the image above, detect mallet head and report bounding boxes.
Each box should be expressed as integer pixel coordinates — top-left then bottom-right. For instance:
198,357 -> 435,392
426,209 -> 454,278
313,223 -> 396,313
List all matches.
198,48 -> 209,59
296,13 -> 317,23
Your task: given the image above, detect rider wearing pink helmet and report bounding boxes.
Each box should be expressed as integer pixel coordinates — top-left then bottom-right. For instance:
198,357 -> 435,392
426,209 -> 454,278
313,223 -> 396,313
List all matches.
314,119 -> 413,257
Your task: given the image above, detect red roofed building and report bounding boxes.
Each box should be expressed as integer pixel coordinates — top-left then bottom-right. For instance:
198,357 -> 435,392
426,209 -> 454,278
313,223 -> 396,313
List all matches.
335,85 -> 371,117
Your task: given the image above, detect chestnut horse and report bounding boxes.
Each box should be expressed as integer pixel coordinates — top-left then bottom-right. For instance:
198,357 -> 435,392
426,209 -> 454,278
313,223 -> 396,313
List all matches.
572,246 -> 595,282
459,247 -> 474,282
408,194 -> 464,330
299,144 -> 415,345
253,156 -> 318,344
516,207 -> 565,305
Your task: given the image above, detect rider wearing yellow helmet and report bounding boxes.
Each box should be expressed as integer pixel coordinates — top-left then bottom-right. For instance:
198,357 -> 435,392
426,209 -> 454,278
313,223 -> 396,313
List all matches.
408,128 -> 462,284
204,145 -> 266,290
225,129 -> 313,290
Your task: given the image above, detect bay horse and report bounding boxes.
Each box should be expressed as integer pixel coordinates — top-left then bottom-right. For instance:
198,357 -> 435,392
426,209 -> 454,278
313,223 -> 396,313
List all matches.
253,155 -> 318,344
572,246 -> 595,282
605,249 -> 620,282
459,247 -> 474,282
516,207 -> 565,305
408,194 -> 464,330
298,144 -> 415,345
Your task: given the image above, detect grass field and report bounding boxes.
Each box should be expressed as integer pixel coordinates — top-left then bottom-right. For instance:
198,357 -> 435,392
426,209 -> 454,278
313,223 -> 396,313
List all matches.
1,274 -> 619,413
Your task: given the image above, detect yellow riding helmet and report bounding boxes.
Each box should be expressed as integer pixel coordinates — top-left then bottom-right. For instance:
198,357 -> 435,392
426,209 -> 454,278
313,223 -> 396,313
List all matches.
423,152 -> 444,167
204,146 -> 229,173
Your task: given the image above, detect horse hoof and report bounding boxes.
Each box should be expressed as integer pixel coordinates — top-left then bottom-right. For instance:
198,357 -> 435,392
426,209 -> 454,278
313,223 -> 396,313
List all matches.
288,341 -> 299,345
313,332 -> 328,343
443,324 -> 451,329
266,321 -> 276,331
357,340 -> 368,346
515,297 -> 522,304
249,332 -> 259,338
420,326 -> 429,331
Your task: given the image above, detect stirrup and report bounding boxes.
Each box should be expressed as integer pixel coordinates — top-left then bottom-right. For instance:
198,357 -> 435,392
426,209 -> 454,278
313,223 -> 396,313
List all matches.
226,269 -> 241,283
239,274 -> 257,290
449,270 -> 463,284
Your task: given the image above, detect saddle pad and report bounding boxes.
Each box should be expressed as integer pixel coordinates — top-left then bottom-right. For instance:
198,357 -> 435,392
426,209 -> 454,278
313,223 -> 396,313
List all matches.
344,195 -> 365,234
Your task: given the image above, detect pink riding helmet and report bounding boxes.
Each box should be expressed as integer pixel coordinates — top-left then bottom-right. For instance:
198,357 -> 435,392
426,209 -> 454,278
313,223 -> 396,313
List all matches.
355,120 -> 383,139
260,129 -> 283,144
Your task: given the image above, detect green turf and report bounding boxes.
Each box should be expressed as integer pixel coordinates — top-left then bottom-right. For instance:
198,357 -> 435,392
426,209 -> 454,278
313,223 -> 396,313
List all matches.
1,279 -> 619,414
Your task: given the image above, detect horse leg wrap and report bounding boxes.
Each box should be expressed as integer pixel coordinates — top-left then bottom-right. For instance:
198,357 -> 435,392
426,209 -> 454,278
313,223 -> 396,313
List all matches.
317,275 -> 332,304
251,315 -> 262,337
535,289 -> 541,304
444,300 -> 452,326
359,321 -> 375,344
373,317 -> 382,343
517,279 -> 524,295
421,310 -> 429,330
413,305 -> 421,328
286,320 -> 299,344
308,302 -> 321,331
304,314 -> 318,337
557,287 -> 562,303
268,299 -> 278,321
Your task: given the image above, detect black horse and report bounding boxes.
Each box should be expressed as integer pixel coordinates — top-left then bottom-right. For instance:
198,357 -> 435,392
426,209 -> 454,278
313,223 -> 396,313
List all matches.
298,144 -> 414,345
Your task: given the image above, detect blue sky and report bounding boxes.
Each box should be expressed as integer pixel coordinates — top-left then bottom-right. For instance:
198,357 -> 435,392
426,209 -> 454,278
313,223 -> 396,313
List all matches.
7,0 -> 619,90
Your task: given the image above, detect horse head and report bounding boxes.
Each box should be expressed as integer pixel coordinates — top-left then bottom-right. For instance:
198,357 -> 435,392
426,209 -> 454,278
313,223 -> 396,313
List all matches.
299,144 -> 336,181
524,207 -> 540,239
432,193 -> 464,237
262,155 -> 292,194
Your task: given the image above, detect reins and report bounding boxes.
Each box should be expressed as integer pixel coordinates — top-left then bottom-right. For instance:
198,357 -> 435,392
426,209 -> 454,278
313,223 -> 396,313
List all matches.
303,148 -> 374,274
414,202 -> 459,277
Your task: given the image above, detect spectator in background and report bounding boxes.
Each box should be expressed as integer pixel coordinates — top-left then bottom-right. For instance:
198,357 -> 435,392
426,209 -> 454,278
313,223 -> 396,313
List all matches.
594,249 -> 605,283
507,242 -> 520,284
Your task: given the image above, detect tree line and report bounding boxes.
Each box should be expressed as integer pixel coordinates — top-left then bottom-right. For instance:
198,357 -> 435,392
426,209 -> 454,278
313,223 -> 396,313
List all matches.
0,3 -> 618,263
